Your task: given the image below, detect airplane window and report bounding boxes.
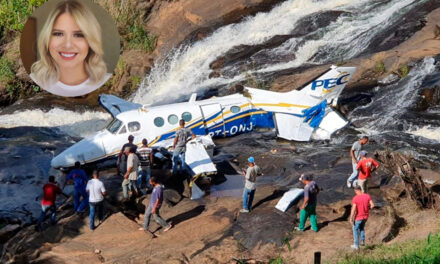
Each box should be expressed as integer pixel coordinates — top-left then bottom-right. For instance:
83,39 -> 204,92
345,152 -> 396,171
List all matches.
181,112 -> 192,122
106,119 -> 122,134
119,125 -> 127,134
128,121 -> 141,132
154,117 -> 164,127
230,106 -> 240,113
168,114 -> 178,125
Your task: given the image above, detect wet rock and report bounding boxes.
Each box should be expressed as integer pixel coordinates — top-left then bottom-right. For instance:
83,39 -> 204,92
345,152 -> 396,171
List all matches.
291,11 -> 346,37
233,206 -> 296,250
378,73 -> 400,86
0,224 -> 20,244
209,71 -> 221,79
416,85 -> 440,111
210,58 -> 225,70
164,188 -> 183,205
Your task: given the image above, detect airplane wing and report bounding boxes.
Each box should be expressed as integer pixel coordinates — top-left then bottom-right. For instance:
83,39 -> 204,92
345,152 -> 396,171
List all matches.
185,135 -> 217,175
99,94 -> 142,117
154,135 -> 217,176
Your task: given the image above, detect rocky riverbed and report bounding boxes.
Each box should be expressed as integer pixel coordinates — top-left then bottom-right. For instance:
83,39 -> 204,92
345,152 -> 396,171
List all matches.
1,1 -> 440,263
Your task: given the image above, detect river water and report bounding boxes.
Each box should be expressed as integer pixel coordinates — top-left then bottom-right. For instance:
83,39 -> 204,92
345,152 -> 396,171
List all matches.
0,0 -> 439,224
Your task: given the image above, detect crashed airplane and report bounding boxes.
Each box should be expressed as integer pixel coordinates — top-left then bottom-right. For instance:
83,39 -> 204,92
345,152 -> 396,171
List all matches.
51,65 -> 356,175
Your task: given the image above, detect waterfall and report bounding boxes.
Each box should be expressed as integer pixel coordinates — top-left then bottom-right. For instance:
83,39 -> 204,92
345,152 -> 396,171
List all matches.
132,0 -> 423,105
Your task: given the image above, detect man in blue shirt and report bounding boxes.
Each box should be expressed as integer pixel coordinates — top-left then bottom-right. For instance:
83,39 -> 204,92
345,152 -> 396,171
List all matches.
66,161 -> 88,212
139,176 -> 173,233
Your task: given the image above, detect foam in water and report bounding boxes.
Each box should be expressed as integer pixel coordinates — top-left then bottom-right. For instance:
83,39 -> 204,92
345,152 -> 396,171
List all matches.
132,0 -> 421,105
410,126 -> 440,142
0,108 -> 111,138
349,57 -> 436,134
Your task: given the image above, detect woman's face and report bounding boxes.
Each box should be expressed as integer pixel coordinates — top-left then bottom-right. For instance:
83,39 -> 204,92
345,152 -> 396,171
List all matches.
49,12 -> 89,72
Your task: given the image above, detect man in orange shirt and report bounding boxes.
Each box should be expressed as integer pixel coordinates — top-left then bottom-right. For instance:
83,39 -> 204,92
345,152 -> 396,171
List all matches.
356,151 -> 379,193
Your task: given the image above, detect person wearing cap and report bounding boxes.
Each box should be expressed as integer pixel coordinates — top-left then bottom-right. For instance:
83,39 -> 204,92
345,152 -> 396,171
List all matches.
295,173 -> 320,232
356,150 -> 379,193
240,157 -> 262,213
172,119 -> 195,175
117,135 -> 137,177
350,185 -> 375,250
347,136 -> 369,188
65,161 -> 88,213
122,146 -> 140,199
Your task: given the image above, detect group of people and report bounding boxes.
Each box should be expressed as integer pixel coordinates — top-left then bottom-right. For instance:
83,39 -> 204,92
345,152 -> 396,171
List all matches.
239,136 -> 380,251
37,125 -> 379,250
37,119 -> 196,233
37,168 -> 106,231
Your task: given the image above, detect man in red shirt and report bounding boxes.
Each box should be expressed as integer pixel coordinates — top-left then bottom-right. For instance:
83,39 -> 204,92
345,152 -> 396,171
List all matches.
36,176 -> 64,231
355,151 -> 379,193
350,185 -> 375,250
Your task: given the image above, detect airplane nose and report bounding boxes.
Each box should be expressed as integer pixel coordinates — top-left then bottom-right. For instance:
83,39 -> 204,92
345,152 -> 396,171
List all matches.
51,135 -> 106,168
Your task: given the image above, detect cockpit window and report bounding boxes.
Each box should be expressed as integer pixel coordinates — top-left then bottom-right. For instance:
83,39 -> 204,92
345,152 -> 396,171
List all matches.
154,117 -> 164,127
106,119 -> 122,134
181,112 -> 192,122
128,121 -> 141,132
230,106 -> 240,113
119,125 -> 127,134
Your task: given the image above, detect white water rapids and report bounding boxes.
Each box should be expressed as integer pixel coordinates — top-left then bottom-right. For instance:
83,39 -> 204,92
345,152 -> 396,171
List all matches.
132,0 -> 424,104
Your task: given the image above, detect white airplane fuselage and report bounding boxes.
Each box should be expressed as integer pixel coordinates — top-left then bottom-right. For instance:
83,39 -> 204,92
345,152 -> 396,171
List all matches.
51,66 -> 356,169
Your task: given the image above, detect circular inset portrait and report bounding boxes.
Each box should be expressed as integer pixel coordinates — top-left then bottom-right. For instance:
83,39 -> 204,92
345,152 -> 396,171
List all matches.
20,0 -> 120,97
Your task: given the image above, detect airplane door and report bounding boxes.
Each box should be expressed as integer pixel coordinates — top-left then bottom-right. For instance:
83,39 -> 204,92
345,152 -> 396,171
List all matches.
200,104 -> 225,137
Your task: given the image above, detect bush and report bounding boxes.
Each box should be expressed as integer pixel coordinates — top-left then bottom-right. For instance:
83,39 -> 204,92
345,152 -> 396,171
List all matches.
375,61 -> 386,74
398,65 -> 409,78
0,56 -> 15,85
0,0 -> 46,40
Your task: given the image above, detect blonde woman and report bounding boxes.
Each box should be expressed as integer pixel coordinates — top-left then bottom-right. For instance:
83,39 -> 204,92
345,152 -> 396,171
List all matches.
30,0 -> 111,97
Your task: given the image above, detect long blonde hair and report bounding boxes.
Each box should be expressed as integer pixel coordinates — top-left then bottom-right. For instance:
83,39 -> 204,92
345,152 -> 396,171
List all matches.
31,0 -> 107,87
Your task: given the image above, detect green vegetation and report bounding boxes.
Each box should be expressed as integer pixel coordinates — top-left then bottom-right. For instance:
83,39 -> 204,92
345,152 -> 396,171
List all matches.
397,65 -> 409,78
375,61 -> 386,74
129,76 -> 142,91
0,0 -> 46,38
0,56 -> 15,85
338,233 -> 440,264
126,24 -> 157,52
111,0 -> 157,53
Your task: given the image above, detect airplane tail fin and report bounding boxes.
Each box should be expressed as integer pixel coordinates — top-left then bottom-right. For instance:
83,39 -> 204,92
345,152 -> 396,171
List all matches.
292,65 -> 356,106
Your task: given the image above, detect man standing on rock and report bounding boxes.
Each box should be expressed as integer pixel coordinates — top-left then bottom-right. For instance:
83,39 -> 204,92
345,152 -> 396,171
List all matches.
65,161 -> 88,213
137,138 -> 153,193
172,119 -> 195,175
240,157 -> 262,213
117,135 -> 137,177
350,185 -> 375,250
139,176 -> 173,233
122,147 -> 140,199
36,176 -> 67,231
356,151 -> 379,193
347,136 -> 369,188
295,173 -> 319,232
86,170 -> 107,230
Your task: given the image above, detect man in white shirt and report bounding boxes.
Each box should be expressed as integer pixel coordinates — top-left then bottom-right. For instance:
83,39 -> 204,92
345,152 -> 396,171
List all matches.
86,170 -> 106,230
